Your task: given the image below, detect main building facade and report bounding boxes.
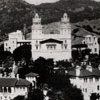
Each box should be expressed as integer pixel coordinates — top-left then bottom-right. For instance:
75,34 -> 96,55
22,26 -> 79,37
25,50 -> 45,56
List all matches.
4,13 -> 72,61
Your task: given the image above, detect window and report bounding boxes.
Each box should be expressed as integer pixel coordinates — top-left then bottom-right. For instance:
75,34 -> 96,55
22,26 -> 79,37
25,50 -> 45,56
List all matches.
9,97 -> 11,100
83,88 -> 84,92
96,78 -> 99,82
4,96 -> 7,99
90,78 -> 93,82
9,47 -> 11,50
4,87 -> 7,93
85,88 -> 87,93
0,87 -> 3,92
65,45 -> 67,49
89,37 -> 91,42
64,44 -> 67,49
84,78 -> 87,82
97,85 -> 99,90
50,46 -> 52,49
47,44 -> 56,50
6,43 -> 7,46
50,31 -> 54,34
8,87 -> 11,93
94,37 -> 95,41
23,87 -> 25,90
36,46 -> 38,50
95,48 -> 97,52
35,22 -> 39,24
0,97 -> 2,100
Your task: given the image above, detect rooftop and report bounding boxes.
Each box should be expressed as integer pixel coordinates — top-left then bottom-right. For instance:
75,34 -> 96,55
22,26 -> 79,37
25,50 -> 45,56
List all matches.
0,78 -> 31,87
68,68 -> 100,77
40,38 -> 63,44
25,72 -> 39,77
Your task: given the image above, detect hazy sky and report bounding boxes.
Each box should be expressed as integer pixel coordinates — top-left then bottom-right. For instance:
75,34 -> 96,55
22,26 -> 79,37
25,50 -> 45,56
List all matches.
24,0 -> 100,5
24,0 -> 60,5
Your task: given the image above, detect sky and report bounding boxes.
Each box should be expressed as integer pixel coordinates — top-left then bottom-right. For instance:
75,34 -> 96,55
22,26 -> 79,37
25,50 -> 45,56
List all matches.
24,0 -> 60,5
24,0 -> 100,5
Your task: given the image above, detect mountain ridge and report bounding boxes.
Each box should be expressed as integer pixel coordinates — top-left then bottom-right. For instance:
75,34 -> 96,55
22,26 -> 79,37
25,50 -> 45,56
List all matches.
0,0 -> 100,43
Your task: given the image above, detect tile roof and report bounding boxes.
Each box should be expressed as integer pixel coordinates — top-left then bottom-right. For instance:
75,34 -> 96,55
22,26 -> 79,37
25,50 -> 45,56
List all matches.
79,70 -> 92,77
0,78 -> 31,87
25,72 -> 39,77
92,69 -> 100,76
68,69 -> 100,77
68,70 -> 76,76
16,78 -> 32,86
68,70 -> 92,77
0,78 -> 17,87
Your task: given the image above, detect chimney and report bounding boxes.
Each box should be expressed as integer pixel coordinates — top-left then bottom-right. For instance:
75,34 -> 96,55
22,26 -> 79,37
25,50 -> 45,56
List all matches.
0,73 -> 2,78
23,24 -> 27,40
76,65 -> 81,76
17,74 -> 19,80
86,63 -> 92,72
11,72 -> 15,78
98,64 -> 100,70
4,72 -> 7,77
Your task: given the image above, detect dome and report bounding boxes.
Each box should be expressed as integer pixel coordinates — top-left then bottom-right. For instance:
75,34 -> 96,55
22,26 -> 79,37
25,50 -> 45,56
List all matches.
61,13 -> 69,22
35,13 -> 39,18
63,13 -> 68,18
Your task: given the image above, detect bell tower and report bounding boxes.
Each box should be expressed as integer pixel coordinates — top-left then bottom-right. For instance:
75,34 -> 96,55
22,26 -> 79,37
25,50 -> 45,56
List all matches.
60,13 -> 72,59
31,13 -> 42,39
60,13 -> 71,38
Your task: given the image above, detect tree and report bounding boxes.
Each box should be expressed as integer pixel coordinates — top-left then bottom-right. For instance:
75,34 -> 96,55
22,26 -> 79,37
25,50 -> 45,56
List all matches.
0,44 -> 12,61
64,86 -> 83,100
13,96 -> 24,100
13,44 -> 31,61
89,54 -> 100,68
17,58 -> 29,79
82,48 -> 91,56
29,89 -> 44,100
34,57 -> 54,85
2,56 -> 14,69
47,73 -> 70,90
90,93 -> 100,100
56,60 -> 72,69
47,73 -> 83,100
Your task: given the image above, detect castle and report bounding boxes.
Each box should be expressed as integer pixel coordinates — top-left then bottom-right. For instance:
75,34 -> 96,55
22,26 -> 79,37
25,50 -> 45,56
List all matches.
4,13 -> 72,61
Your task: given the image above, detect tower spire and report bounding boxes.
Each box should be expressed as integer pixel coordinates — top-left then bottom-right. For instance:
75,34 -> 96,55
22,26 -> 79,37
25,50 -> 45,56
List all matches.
23,24 -> 27,40
31,12 -> 42,39
61,13 -> 69,23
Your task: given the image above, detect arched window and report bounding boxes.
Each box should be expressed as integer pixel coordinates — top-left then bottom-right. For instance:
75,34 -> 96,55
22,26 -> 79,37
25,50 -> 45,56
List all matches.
4,87 -> 7,93
97,85 -> 99,90
36,45 -> 38,50
85,88 -> 87,93
8,87 -> 11,93
0,87 -> 3,92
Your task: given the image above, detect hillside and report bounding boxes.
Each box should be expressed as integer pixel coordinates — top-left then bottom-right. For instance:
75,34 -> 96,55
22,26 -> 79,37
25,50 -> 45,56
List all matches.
36,0 -> 100,23
0,0 -> 100,43
0,0 -> 34,41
